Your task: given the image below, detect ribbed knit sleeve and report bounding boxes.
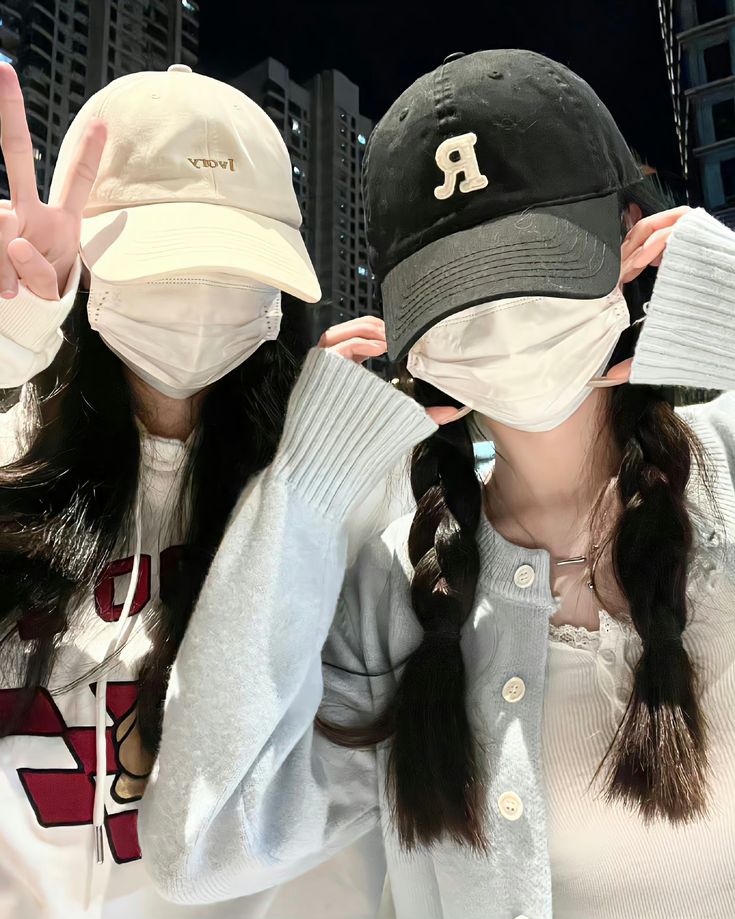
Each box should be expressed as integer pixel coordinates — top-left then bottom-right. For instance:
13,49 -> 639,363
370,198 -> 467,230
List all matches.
271,346 -> 437,520
0,254 -> 82,388
630,208 -> 735,391
139,347 -> 437,905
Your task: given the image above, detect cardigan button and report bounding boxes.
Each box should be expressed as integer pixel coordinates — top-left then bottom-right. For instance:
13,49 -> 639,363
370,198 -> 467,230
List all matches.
513,564 -> 535,589
502,677 -> 526,702
498,791 -> 524,821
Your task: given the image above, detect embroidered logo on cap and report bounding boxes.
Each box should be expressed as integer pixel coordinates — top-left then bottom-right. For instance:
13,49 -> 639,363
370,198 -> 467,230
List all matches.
433,133 -> 488,200
187,158 -> 236,172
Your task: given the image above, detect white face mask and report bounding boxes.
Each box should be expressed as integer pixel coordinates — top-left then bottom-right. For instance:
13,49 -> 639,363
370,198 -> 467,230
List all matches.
406,288 -> 630,432
87,270 -> 283,399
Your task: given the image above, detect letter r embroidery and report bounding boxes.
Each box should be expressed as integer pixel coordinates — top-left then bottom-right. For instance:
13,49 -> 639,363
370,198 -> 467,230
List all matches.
433,132 -> 489,200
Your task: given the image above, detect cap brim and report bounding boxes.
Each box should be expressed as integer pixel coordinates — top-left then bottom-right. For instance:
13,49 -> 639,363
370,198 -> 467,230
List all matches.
382,193 -> 623,361
80,201 -> 321,303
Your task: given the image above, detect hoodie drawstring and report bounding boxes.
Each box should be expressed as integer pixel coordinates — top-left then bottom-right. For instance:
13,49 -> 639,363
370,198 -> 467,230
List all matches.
93,495 -> 143,865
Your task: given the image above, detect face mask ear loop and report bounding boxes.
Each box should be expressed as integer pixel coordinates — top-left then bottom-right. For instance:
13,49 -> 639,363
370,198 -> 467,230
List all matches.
265,290 -> 283,341
92,492 -> 143,866
600,293 -> 645,377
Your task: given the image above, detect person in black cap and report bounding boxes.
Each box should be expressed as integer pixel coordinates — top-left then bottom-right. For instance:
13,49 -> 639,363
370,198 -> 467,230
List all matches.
141,51 -> 735,919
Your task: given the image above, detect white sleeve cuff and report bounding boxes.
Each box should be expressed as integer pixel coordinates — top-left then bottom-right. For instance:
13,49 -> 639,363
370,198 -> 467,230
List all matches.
0,253 -> 82,352
630,208 -> 735,391
0,255 -> 82,387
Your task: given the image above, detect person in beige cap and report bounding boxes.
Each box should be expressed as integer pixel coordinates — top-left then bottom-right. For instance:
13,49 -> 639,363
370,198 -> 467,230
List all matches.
0,61 -> 390,919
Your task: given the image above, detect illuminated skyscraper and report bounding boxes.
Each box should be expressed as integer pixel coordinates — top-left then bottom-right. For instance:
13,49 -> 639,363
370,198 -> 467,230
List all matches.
0,0 -> 199,201
237,58 -> 386,374
666,0 -> 735,225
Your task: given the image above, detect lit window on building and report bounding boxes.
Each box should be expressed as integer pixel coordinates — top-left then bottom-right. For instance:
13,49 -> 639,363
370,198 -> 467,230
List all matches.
357,133 -> 367,145
293,165 -> 301,176
33,147 -> 42,161
357,265 -> 368,277
181,0 -> 198,11
292,118 -> 301,134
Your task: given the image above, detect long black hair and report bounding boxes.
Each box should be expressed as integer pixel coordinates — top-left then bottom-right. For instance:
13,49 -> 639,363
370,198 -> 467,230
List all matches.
319,176 -> 721,849
0,287 -> 311,750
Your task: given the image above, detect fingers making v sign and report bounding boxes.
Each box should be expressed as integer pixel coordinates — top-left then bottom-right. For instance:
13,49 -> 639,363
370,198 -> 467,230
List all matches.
0,62 -> 106,301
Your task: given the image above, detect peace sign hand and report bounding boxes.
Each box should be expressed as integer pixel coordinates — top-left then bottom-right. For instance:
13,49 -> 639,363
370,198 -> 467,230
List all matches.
0,62 -> 106,301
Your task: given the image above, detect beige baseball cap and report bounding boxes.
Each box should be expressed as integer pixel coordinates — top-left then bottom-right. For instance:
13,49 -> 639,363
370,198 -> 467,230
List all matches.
48,64 -> 321,302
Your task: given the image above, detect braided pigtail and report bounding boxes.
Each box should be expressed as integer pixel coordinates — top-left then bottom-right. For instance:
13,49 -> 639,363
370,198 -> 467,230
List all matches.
388,407 -> 485,849
316,372 -> 486,849
599,383 -> 710,821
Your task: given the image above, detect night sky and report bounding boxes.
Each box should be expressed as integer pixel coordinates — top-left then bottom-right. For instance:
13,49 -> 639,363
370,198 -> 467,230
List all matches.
198,0 -> 683,190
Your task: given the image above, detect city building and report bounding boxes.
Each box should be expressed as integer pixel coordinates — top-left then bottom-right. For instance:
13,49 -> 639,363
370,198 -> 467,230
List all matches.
237,58 -> 386,375
233,59 -> 311,244
0,0 -> 199,202
671,0 -> 735,225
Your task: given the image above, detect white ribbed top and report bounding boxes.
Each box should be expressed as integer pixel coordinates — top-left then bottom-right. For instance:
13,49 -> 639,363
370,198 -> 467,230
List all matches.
544,589 -> 735,918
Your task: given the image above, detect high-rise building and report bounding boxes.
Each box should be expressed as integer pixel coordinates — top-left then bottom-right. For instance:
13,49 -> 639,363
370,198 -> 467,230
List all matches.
667,0 -> 735,225
0,0 -> 199,202
0,5 -> 20,68
233,59 -> 312,243
237,58 -> 386,374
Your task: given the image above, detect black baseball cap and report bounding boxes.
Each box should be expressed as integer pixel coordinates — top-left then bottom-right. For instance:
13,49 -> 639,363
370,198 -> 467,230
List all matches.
362,49 -> 645,361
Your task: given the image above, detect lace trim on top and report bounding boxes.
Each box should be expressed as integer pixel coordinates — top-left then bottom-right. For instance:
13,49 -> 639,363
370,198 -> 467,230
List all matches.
547,518 -> 723,651
548,609 -> 637,651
